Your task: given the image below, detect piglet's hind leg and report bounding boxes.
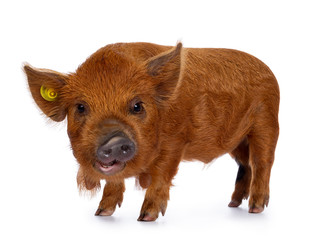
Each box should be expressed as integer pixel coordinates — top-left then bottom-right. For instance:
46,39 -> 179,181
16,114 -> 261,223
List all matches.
229,138 -> 251,208
247,116 -> 279,213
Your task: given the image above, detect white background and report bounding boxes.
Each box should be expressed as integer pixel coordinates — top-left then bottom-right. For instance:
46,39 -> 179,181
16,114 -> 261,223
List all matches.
1,0 -> 319,239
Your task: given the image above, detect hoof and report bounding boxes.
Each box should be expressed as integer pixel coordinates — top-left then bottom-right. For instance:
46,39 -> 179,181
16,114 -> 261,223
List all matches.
248,206 -> 264,213
137,213 -> 157,222
95,208 -> 115,216
228,200 -> 242,208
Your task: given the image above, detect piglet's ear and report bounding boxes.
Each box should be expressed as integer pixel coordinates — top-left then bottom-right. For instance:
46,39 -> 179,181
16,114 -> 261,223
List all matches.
24,64 -> 67,122
145,42 -> 182,101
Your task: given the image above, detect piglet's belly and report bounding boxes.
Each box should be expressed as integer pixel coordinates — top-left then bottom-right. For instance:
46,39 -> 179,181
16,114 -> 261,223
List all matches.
182,142 -> 227,164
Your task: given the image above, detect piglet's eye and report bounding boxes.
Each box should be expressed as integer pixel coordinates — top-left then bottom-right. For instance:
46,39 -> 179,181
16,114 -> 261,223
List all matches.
129,99 -> 145,115
77,104 -> 86,114
129,97 -> 145,116
133,102 -> 143,113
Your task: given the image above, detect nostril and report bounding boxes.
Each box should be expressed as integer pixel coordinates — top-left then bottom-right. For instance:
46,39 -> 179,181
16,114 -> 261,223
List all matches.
121,145 -> 130,154
102,149 -> 112,157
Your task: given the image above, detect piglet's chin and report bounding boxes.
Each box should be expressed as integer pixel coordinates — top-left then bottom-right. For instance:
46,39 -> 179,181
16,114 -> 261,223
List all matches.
94,160 -> 126,176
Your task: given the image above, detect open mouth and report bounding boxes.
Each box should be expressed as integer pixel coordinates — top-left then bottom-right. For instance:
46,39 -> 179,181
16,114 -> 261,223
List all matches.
94,159 -> 126,175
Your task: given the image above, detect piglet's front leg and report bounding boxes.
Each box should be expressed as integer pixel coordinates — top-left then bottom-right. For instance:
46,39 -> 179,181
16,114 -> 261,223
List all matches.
138,152 -> 181,221
138,181 -> 171,221
95,181 -> 125,216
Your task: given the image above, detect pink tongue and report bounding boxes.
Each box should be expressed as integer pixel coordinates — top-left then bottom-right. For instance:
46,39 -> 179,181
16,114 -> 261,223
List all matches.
99,162 -> 114,172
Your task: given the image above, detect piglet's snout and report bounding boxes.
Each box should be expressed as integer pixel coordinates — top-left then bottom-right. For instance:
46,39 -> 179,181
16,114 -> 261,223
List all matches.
97,135 -> 135,164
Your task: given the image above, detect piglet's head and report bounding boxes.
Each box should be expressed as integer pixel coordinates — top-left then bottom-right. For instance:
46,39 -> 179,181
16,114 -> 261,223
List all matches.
24,43 -> 182,191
